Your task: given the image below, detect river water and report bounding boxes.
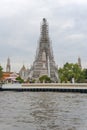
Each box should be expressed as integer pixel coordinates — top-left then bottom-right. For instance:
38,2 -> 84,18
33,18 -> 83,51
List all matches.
0,91 -> 87,130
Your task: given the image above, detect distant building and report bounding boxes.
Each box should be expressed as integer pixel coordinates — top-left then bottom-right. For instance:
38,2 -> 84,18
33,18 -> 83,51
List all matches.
1,58 -> 19,83
2,72 -> 19,83
78,57 -> 82,68
3,72 -> 11,80
19,65 -> 30,81
6,57 -> 11,72
19,65 -> 26,80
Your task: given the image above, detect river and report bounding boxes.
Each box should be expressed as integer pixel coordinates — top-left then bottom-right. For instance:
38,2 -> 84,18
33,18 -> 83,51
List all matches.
0,91 -> 87,130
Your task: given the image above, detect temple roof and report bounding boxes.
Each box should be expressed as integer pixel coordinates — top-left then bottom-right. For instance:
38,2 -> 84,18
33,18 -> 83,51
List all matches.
20,65 -> 26,72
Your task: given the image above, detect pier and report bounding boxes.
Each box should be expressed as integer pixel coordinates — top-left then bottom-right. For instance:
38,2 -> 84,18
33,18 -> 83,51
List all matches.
0,83 -> 87,93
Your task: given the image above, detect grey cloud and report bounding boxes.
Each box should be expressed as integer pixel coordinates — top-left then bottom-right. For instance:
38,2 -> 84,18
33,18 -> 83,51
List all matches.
0,0 -> 87,71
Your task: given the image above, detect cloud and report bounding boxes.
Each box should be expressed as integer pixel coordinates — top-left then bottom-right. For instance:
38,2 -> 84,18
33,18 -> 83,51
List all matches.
0,0 -> 87,71
66,34 -> 86,41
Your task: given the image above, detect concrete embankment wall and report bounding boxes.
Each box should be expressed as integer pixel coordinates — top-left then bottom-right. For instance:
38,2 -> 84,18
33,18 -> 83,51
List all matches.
22,83 -> 87,87
0,83 -> 87,93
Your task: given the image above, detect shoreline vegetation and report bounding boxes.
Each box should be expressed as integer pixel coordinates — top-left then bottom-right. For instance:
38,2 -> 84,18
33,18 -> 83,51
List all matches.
0,62 -> 87,84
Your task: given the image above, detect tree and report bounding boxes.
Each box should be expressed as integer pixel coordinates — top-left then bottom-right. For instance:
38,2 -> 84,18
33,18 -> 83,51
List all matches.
0,65 -> 3,81
83,69 -> 87,82
39,75 -> 51,83
16,76 -> 24,83
58,62 -> 84,83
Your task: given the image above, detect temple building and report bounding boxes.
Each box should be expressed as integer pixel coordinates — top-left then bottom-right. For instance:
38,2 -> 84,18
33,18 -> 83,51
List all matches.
19,65 -> 30,81
19,65 -> 26,81
6,57 -> 11,72
78,57 -> 82,68
29,18 -> 59,82
2,58 -> 19,83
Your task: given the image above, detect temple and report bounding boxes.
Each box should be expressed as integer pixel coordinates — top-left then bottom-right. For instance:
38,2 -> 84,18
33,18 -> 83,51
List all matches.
29,18 -> 59,82
6,57 -> 11,72
78,57 -> 82,68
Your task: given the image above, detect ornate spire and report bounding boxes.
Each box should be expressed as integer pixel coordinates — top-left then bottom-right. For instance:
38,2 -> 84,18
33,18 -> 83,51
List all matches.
36,18 -> 54,61
78,57 -> 82,68
29,18 -> 59,82
6,57 -> 11,72
41,18 -> 48,39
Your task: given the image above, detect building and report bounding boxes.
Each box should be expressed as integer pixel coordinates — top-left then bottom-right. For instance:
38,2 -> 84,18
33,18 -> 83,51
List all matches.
2,72 -> 19,83
19,65 -> 30,81
29,18 -> 59,82
6,57 -> 11,72
2,58 -> 19,83
78,57 -> 82,68
19,65 -> 26,81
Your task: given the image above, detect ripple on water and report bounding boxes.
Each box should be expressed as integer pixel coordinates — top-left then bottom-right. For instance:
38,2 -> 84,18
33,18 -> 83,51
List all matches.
0,92 -> 87,130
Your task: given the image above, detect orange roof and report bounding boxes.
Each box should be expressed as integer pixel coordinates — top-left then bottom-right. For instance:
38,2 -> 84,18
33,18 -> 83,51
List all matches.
2,72 -> 12,79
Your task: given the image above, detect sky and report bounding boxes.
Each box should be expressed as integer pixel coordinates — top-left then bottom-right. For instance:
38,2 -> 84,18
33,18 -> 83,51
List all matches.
0,0 -> 87,72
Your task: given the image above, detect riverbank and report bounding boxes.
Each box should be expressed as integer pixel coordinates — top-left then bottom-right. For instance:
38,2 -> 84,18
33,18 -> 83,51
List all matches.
22,83 -> 87,87
0,83 -> 87,93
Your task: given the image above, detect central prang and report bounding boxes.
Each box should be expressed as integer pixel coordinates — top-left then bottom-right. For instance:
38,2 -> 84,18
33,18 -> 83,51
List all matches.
29,18 -> 59,83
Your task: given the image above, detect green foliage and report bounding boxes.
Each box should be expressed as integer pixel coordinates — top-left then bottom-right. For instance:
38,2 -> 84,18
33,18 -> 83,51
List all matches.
83,69 -> 87,82
39,75 -> 51,83
0,66 -> 3,81
16,76 -> 24,83
30,79 -> 36,83
58,62 -> 84,83
83,69 -> 87,79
